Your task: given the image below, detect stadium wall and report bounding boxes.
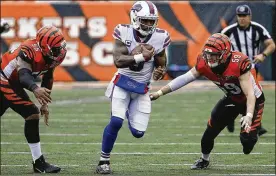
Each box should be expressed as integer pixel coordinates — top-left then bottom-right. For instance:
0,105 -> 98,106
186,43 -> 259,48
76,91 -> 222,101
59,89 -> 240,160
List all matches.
1,1 -> 274,81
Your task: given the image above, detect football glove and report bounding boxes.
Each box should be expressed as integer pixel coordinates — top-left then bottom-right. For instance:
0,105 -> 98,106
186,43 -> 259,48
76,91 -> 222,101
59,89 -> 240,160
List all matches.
240,114 -> 253,133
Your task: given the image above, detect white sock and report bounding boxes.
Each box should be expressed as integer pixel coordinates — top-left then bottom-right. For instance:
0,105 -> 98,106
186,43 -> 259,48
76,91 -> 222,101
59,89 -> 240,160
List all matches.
202,153 -> 210,161
28,142 -> 42,162
100,151 -> 110,161
100,157 -> 110,161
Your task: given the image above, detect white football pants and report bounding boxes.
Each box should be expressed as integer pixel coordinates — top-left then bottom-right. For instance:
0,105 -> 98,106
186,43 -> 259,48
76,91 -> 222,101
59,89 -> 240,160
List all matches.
105,81 -> 151,132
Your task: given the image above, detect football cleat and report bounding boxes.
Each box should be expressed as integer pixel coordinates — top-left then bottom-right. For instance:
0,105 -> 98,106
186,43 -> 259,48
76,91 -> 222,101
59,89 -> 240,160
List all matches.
258,126 -> 267,136
96,160 -> 112,174
32,155 -> 61,173
191,157 -> 210,170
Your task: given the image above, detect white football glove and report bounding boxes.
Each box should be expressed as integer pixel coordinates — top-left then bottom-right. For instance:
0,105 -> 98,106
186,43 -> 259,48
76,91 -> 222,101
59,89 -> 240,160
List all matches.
240,113 -> 253,133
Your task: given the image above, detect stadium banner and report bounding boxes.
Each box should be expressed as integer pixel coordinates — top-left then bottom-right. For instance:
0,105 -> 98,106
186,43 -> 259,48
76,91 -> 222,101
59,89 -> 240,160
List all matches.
1,1 -> 274,81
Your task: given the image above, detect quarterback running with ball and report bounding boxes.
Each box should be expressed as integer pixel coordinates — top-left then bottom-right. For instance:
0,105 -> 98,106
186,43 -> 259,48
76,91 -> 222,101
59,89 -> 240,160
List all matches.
96,1 -> 171,174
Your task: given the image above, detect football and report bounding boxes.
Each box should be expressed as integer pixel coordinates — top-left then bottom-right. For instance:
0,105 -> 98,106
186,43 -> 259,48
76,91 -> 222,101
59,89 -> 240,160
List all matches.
130,44 -> 154,55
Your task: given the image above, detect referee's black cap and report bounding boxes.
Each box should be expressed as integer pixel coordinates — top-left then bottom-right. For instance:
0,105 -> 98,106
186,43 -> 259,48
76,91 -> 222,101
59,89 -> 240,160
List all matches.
236,5 -> 252,15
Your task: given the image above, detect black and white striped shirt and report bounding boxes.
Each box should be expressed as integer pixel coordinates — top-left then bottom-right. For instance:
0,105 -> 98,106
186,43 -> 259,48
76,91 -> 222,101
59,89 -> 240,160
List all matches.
221,21 -> 271,68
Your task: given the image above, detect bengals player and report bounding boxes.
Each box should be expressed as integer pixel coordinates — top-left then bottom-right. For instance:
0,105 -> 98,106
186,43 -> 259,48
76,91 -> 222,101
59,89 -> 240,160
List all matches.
150,33 -> 265,169
0,25 -> 67,173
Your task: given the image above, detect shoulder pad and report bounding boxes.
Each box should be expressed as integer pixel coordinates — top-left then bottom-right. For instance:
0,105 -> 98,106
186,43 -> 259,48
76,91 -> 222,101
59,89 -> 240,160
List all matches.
239,58 -> 251,75
162,30 -> 171,48
18,44 -> 36,64
113,24 -> 130,41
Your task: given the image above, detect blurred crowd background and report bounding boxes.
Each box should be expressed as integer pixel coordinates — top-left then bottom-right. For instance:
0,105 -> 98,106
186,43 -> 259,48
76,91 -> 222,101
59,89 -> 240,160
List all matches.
1,1 -> 275,81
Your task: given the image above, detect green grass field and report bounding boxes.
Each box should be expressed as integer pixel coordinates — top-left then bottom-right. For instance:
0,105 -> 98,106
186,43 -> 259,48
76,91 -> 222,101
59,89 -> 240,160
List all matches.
1,87 -> 275,175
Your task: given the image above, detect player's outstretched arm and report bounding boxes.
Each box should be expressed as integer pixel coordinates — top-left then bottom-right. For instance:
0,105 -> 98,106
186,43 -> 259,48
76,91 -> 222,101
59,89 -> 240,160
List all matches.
239,71 -> 256,133
150,67 -> 200,100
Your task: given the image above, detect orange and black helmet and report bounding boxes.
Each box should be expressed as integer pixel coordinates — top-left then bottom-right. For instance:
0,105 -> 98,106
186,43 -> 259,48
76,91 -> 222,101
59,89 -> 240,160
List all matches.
203,33 -> 231,67
36,25 -> 67,63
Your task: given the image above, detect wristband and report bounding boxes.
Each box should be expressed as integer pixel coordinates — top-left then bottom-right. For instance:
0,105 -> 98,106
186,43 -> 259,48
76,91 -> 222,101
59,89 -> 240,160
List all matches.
134,53 -> 145,63
157,90 -> 163,96
30,84 -> 39,92
246,112 -> 253,118
262,53 -> 267,58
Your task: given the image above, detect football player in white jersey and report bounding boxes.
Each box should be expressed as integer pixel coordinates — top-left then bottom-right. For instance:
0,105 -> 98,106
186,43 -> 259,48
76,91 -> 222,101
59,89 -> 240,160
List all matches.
96,1 -> 171,174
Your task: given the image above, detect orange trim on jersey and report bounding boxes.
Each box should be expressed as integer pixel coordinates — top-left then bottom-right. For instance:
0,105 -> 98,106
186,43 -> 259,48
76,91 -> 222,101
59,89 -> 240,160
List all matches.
208,119 -> 212,127
251,122 -> 261,129
0,80 -> 9,85
257,108 -> 264,115
254,118 -> 262,123
0,87 -> 14,93
13,101 -> 33,105
4,94 -> 22,101
250,69 -> 262,90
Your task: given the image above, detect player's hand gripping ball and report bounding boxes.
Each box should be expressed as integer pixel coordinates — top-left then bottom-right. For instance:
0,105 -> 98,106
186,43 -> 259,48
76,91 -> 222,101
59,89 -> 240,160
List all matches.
130,44 -> 155,62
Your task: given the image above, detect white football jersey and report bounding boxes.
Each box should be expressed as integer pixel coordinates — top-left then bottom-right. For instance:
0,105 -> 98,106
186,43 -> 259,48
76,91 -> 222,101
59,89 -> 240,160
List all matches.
112,24 -> 171,84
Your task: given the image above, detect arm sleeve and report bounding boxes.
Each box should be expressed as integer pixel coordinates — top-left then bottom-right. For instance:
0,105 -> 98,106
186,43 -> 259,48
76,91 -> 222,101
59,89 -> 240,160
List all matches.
168,69 -> 197,91
18,68 -> 38,92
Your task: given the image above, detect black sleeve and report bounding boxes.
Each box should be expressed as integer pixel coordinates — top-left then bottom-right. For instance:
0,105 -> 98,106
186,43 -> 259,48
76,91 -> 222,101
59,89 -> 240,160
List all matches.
18,68 -> 38,92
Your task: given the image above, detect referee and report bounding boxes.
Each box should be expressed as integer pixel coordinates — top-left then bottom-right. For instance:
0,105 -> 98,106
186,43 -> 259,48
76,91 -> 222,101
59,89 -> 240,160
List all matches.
221,4 -> 275,136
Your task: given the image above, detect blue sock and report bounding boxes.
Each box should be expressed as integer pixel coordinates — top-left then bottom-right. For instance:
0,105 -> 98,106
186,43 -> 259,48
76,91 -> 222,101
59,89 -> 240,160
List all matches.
101,116 -> 123,159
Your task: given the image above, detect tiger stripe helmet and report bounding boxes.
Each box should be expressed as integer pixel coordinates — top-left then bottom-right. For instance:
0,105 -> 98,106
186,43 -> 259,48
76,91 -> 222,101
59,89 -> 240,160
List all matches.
203,33 -> 231,68
36,25 -> 67,62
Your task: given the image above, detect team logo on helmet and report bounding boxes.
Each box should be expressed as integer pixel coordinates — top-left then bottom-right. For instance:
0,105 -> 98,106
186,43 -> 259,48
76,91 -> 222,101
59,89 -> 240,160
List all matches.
131,4 -> 143,12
